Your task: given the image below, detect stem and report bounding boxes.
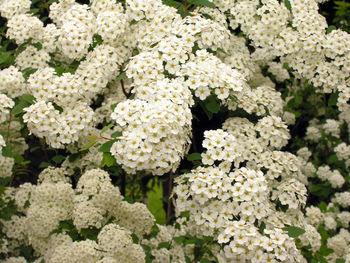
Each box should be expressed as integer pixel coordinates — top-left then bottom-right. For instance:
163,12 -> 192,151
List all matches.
120,79 -> 128,98
141,176 -> 148,204
120,79 -> 134,98
130,174 -> 137,201
100,136 -> 113,141
6,113 -> 12,145
120,172 -> 126,196
163,172 -> 174,224
40,139 -> 50,163
14,169 -> 36,176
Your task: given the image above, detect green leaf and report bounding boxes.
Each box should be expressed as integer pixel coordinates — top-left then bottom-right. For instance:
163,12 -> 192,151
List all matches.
284,0 -> 292,11
189,0 -> 216,8
110,103 -> 119,111
39,162 -> 51,168
52,155 -> 65,164
80,227 -> 99,241
318,201 -> 328,212
228,95 -> 238,103
19,94 -> 35,104
173,236 -> 186,244
11,101 -> 30,116
163,0 -> 183,8
179,211 -> 190,219
200,259 -> 212,263
91,34 -> 103,48
0,52 -> 11,64
187,153 -> 202,161
98,140 -> 115,153
309,183 -> 332,198
32,42 -> 42,50
0,177 -> 11,186
22,67 -> 38,79
131,233 -> 139,243
19,246 -> 34,259
283,62 -> 291,70
294,94 -> 302,106
158,242 -> 171,249
282,226 -> 305,238
202,13 -> 213,20
205,97 -> 220,113
111,131 -> 122,138
319,245 -> 334,256
81,139 -> 97,152
327,154 -> 338,164
0,200 -> 16,220
336,259 -> 345,263
327,25 -> 337,33
147,179 -> 166,224
100,123 -> 114,135
328,92 -> 338,106
2,146 -> 24,163
100,152 -> 117,167
116,72 -> 127,81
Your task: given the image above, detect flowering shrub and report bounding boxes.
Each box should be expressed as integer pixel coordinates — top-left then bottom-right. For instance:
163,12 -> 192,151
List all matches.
0,0 -> 349,262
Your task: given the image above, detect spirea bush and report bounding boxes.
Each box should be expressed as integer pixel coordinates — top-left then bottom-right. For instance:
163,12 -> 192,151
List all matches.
0,0 -> 349,262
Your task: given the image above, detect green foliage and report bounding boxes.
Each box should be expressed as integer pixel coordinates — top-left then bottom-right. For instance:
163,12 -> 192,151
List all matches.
282,226 -> 306,238
98,140 -> 116,153
11,94 -> 36,116
147,179 -> 166,225
333,1 -> 350,31
188,0 -> 216,8
101,152 -> 117,167
284,0 -> 292,11
186,152 -> 202,161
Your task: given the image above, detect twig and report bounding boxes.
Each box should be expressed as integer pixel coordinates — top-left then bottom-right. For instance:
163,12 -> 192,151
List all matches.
130,174 -> 137,201
163,172 -> 174,224
40,139 -> 50,162
167,173 -> 173,223
120,172 -> 126,196
14,169 -> 36,176
120,79 -> 134,98
6,113 -> 12,145
120,79 -> 128,98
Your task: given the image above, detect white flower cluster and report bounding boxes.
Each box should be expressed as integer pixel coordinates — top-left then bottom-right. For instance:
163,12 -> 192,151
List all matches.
0,94 -> 15,178
23,101 -> 94,148
332,192 -> 350,208
174,166 -> 306,262
204,117 -> 303,183
0,168 -> 156,262
0,0 -> 349,261
212,0 -> 350,117
335,143 -> 350,168
179,50 -> 244,101
0,0 -> 30,19
6,14 -> 44,44
1,0 -> 134,149
225,85 -> 284,116
141,225 -> 187,263
57,4 -> 96,60
111,99 -> 192,175
15,46 -> 50,70
0,66 -> 26,98
316,165 -> 345,188
0,94 -> 14,123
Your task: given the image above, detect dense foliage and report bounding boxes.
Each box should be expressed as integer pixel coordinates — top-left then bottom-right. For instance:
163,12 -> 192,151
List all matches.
0,0 -> 349,262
